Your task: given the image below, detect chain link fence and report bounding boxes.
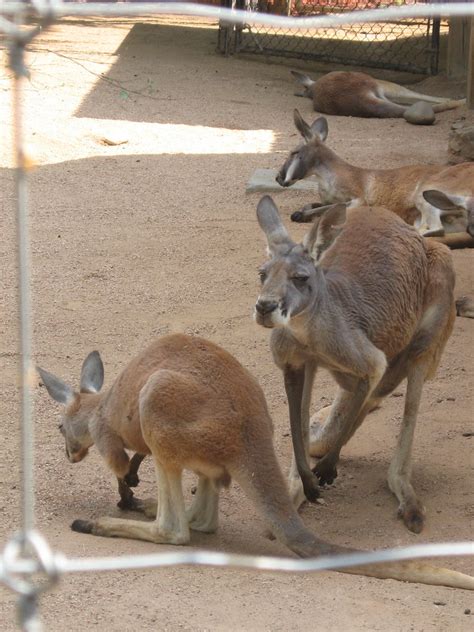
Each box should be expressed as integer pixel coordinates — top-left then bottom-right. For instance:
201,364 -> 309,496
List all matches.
1,2 -> 474,630
218,0 -> 443,74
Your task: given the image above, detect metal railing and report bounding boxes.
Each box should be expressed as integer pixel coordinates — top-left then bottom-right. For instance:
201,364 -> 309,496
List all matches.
1,2 -> 473,630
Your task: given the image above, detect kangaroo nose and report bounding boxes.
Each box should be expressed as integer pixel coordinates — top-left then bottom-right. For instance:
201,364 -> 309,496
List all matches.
256,300 -> 278,315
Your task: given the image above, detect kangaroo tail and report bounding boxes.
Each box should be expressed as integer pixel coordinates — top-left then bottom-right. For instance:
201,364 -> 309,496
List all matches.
233,437 -> 474,590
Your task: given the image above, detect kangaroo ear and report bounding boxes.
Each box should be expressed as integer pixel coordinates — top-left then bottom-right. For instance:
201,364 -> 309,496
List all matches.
310,116 -> 328,142
304,203 -> 347,261
293,109 -> 314,142
256,196 -> 293,256
37,366 -> 75,405
290,70 -> 314,88
422,189 -> 463,213
80,351 -> 104,394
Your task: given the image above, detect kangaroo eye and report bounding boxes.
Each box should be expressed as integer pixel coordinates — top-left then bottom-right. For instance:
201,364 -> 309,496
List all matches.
58,423 -> 65,435
292,275 -> 309,286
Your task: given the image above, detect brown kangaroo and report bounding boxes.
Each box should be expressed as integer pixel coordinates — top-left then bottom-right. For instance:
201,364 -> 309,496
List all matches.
276,110 -> 474,244
254,196 -> 455,535
291,70 -> 465,124
38,334 -> 473,589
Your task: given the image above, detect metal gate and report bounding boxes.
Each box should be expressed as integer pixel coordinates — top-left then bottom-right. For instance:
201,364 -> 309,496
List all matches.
218,1 -> 442,74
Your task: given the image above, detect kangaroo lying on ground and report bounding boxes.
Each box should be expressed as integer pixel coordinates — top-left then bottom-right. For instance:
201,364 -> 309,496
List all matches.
276,109 -> 474,245
291,70 -> 465,125
38,334 -> 473,589
423,189 -> 474,320
254,196 -> 455,535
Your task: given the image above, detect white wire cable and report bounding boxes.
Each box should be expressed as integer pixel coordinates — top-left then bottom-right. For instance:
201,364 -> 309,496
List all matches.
1,539 -> 472,578
0,1 -> 474,28
1,2 -> 473,627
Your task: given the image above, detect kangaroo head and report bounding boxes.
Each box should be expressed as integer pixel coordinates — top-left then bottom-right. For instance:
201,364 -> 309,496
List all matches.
37,351 -> 104,463
276,110 -> 329,187
254,196 -> 334,329
422,189 -> 474,237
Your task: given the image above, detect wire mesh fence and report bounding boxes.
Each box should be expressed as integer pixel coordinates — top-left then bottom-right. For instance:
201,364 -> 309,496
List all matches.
220,0 -> 443,74
1,2 -> 474,631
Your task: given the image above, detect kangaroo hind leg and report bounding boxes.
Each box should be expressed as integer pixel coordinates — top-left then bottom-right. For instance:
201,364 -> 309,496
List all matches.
361,95 -> 406,118
387,362 -> 429,534
376,80 -> 452,106
72,462 -> 190,545
186,475 -> 219,533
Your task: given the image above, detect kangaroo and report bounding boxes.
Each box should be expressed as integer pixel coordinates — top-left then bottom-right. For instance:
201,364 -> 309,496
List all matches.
254,196 -> 456,535
422,188 -> 474,239
291,70 -> 465,124
422,189 -> 474,320
277,109 -> 474,243
38,334 -> 473,589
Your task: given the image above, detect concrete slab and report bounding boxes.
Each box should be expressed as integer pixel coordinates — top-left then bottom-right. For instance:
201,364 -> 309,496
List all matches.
246,168 -> 319,193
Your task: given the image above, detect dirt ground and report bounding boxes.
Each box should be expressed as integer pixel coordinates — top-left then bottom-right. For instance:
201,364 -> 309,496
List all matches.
0,16 -> 473,632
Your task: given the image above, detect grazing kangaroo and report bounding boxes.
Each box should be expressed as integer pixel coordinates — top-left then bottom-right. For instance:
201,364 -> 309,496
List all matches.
254,196 -> 456,535
38,335 -> 473,589
291,70 -> 465,124
277,110 -> 474,244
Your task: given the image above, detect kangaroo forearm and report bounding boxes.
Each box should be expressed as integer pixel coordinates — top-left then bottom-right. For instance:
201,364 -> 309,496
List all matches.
284,365 -> 318,501
96,437 -> 131,479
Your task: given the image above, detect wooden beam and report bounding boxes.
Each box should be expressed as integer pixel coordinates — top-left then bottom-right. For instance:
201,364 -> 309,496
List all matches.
447,17 -> 470,79
468,16 -> 474,109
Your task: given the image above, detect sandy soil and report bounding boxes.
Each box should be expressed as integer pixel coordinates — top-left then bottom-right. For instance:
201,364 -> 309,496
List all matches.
0,16 -> 473,632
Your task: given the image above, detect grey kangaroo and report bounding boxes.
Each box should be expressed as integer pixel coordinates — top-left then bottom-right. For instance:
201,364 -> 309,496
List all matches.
254,196 -> 455,534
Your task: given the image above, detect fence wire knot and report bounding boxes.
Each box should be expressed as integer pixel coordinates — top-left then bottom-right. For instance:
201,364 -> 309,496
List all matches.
1,530 -> 60,597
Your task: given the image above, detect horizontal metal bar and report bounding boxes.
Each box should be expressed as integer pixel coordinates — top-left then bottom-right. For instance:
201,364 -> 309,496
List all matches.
0,2 -> 473,29
1,542 -> 473,578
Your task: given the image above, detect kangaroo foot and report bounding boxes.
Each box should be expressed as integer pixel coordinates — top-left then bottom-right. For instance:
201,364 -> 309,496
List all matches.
313,456 -> 338,486
398,502 -> 425,534
71,519 -> 94,534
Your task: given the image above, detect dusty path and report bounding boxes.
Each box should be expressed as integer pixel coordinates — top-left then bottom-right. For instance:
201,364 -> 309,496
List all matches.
0,17 -> 473,631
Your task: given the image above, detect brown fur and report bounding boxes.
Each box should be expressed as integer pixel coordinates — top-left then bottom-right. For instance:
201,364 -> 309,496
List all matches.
255,197 -> 455,536
292,70 -> 464,121
38,334 -> 473,589
277,111 -> 474,245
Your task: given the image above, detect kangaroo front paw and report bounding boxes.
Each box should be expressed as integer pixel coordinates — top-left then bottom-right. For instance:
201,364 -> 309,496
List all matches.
302,475 -> 320,502
291,209 -> 305,223
124,471 -> 139,487
398,503 -> 425,534
313,457 -> 338,486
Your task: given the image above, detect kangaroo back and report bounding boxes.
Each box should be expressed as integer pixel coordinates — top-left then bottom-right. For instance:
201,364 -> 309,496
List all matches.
319,207 -> 429,358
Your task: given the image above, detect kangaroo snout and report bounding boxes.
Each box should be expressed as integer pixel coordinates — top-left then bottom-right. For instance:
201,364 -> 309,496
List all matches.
255,299 -> 278,315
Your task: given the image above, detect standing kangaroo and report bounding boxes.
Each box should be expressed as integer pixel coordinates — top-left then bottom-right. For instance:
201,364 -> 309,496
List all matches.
291,70 -> 465,124
38,334 -> 473,589
254,196 -> 455,535
277,110 -> 474,243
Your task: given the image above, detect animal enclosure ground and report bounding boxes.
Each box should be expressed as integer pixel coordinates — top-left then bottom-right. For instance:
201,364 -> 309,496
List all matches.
0,16 -> 473,632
